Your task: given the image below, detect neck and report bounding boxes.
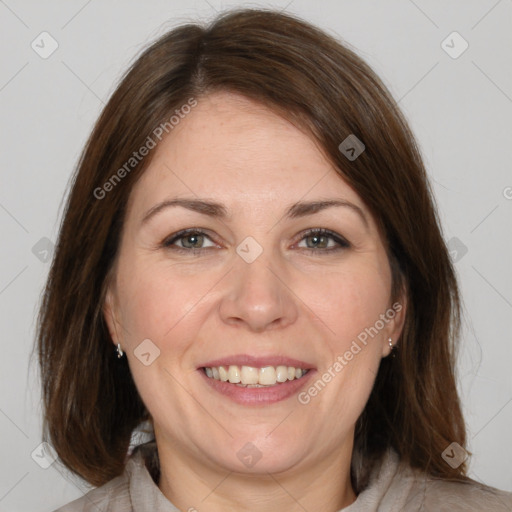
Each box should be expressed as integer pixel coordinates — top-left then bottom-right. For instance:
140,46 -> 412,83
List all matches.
155,436 -> 357,512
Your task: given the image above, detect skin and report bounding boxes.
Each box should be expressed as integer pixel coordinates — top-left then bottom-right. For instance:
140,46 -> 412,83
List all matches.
104,91 -> 406,512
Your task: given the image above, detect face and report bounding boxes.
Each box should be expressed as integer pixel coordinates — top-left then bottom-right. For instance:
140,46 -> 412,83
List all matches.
104,91 -> 405,476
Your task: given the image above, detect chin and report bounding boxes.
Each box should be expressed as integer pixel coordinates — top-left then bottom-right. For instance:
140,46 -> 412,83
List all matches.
208,435 -> 307,475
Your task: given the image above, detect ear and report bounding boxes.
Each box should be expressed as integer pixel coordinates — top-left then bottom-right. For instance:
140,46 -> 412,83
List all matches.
381,292 -> 407,358
103,286 -> 121,348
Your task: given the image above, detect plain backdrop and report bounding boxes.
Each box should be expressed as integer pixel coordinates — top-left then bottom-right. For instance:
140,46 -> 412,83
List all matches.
0,1 -> 511,510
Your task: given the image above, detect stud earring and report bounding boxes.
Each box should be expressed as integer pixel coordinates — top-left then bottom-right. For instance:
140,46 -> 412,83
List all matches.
116,343 -> 124,358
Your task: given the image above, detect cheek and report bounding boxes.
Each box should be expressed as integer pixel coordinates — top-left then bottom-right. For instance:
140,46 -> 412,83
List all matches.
115,256 -> 222,353
115,258 -> 213,414
306,260 -> 391,412
116,259 -> 175,334
307,262 -> 391,344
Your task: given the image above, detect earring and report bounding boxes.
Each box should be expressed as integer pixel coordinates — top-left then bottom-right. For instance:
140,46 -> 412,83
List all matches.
116,343 -> 125,358
388,337 -> 397,358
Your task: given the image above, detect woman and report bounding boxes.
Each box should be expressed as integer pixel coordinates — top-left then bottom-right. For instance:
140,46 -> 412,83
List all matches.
37,8 -> 512,511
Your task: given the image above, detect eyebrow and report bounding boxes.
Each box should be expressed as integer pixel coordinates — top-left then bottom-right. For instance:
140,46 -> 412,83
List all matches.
140,197 -> 368,228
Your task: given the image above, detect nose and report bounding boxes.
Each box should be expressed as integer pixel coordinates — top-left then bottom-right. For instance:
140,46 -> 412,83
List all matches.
218,250 -> 299,333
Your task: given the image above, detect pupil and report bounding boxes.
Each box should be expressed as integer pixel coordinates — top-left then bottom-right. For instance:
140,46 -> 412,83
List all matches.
309,235 -> 326,248
185,234 -> 202,248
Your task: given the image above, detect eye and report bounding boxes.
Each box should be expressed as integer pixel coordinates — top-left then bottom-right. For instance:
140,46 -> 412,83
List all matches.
162,228 -> 217,252
295,228 -> 350,253
161,227 -> 350,255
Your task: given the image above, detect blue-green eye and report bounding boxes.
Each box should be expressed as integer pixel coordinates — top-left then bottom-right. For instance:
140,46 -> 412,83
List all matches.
162,227 -> 350,254
296,228 -> 350,252
163,228 -> 216,251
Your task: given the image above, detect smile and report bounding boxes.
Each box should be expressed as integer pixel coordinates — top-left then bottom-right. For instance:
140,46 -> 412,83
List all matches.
199,365 -> 315,406
202,364 -> 310,387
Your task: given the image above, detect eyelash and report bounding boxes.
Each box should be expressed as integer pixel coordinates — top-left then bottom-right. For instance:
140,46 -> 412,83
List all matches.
161,227 -> 350,255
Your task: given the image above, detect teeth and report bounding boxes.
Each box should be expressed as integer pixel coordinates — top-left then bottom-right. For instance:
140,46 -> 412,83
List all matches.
228,365 -> 241,383
203,364 -> 309,386
218,366 -> 229,381
241,365 -> 259,385
258,366 -> 276,385
276,365 -> 288,383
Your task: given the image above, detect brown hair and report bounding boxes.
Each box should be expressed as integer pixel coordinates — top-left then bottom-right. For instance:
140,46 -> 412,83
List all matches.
36,8 -> 467,489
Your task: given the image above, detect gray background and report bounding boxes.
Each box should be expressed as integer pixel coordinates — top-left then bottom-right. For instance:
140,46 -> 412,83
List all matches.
0,0 -> 511,510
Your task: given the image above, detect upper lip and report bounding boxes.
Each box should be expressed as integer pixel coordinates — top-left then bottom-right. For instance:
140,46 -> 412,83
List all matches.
199,354 -> 315,370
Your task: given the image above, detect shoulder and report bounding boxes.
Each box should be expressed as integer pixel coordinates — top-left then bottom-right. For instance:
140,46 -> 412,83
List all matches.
52,460 -> 134,512
403,468 -> 512,511
354,449 -> 512,512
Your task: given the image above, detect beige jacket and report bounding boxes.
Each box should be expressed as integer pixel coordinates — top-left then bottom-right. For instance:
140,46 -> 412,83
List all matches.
54,444 -> 512,511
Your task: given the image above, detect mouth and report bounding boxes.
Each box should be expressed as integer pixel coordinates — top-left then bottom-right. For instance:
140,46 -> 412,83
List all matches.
197,357 -> 316,405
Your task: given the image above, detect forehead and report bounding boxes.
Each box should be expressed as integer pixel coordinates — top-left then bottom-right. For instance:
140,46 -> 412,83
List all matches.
126,91 -> 364,221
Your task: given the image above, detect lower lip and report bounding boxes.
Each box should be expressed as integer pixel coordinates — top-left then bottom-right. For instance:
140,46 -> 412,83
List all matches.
198,368 -> 316,406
